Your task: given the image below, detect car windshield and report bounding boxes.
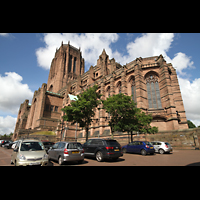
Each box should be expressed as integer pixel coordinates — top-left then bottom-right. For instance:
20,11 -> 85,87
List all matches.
20,142 -> 44,151
145,141 -> 153,146
106,140 -> 120,146
67,143 -> 82,150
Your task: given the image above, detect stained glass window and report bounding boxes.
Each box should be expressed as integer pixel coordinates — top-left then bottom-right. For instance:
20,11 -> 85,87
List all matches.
146,74 -> 162,109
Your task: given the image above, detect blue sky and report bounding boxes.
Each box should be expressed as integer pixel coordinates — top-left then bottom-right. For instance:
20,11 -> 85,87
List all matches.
0,33 -> 200,135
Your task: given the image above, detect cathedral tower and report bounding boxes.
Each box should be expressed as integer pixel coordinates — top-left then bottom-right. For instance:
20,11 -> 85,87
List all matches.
47,41 -> 85,93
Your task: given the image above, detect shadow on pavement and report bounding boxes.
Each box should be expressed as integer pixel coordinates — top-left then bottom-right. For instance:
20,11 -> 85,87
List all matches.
47,160 -> 89,166
186,162 -> 200,166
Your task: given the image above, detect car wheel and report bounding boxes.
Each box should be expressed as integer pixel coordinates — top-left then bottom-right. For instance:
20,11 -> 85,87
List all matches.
96,151 -> 103,162
159,149 -> 165,154
141,149 -> 147,156
58,156 -> 64,165
122,148 -> 127,153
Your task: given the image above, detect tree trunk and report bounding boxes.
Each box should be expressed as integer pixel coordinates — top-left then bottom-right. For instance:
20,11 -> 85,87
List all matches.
85,127 -> 89,142
131,131 -> 133,142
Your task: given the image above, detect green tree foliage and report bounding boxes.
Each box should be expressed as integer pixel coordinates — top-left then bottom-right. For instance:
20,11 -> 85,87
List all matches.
102,93 -> 158,139
187,120 -> 196,128
62,85 -> 101,141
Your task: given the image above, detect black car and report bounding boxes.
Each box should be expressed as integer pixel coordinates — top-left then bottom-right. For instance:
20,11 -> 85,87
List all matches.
42,141 -> 55,153
1,140 -> 12,147
82,138 -> 123,162
4,141 -> 15,149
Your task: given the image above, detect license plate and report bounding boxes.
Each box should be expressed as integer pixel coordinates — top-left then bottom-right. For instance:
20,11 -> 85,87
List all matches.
150,147 -> 154,149
114,149 -> 119,151
29,162 -> 40,165
72,151 -> 79,154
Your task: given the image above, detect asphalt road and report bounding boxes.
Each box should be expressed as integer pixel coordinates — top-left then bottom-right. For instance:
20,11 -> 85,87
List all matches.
1,147 -> 200,166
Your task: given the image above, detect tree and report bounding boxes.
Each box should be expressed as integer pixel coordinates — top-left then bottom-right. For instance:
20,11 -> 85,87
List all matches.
102,93 -> 158,140
62,85 -> 101,142
187,120 -> 196,128
135,111 -> 158,134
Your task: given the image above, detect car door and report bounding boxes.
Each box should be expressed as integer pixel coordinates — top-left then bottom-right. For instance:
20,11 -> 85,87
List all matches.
137,142 -> 144,153
83,139 -> 92,155
127,141 -> 137,153
87,139 -> 98,155
54,142 -> 65,160
49,142 -> 59,160
155,142 -> 160,152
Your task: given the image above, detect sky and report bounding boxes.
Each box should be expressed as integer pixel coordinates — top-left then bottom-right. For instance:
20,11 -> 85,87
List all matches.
0,33 -> 200,135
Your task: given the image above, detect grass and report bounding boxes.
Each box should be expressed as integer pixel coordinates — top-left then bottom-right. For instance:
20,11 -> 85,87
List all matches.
30,131 -> 56,136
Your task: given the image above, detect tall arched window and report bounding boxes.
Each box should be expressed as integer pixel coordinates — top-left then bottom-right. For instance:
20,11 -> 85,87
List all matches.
73,57 -> 76,73
146,74 -> 162,109
68,55 -> 72,72
117,82 -> 121,94
130,78 -> 136,102
106,86 -> 110,97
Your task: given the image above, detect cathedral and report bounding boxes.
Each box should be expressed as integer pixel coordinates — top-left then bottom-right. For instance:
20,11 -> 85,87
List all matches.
13,41 -> 188,140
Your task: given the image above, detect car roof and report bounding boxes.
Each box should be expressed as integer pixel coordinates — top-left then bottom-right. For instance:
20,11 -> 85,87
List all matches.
152,141 -> 164,143
89,138 -> 114,141
21,139 -> 42,142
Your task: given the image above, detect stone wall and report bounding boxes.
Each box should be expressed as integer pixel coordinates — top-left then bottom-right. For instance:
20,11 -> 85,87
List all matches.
77,128 -> 200,150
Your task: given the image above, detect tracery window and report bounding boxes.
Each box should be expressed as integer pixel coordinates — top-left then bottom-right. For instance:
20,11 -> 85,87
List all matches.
146,74 -> 162,109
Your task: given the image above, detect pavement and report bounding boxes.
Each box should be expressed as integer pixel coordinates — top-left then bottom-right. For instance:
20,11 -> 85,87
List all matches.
1,147 -> 200,166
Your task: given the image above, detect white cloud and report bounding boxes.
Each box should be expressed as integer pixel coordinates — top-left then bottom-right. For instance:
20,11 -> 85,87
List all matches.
36,33 -> 195,75
0,116 -> 17,135
170,52 -> 194,75
0,72 -> 33,115
178,77 -> 200,126
126,33 -> 174,59
36,33 -> 119,71
0,33 -> 9,37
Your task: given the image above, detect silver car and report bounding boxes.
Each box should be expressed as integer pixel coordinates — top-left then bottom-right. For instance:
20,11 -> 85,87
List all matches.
151,141 -> 173,154
48,142 -> 84,165
11,139 -> 49,166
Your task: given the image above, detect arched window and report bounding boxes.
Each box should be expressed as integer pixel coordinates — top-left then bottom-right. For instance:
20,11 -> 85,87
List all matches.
106,86 -> 110,97
146,73 -> 162,109
68,55 -> 72,72
117,82 -> 121,94
49,85 -> 53,92
130,78 -> 136,102
73,57 -> 76,73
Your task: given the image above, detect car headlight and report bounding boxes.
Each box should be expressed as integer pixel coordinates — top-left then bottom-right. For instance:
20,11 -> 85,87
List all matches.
18,154 -> 26,161
43,154 -> 48,159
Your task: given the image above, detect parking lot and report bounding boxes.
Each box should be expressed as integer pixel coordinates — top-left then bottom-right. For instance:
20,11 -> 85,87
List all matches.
1,146 -> 200,166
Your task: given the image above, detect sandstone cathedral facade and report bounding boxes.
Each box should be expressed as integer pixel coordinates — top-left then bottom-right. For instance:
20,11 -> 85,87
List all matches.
13,41 -> 188,140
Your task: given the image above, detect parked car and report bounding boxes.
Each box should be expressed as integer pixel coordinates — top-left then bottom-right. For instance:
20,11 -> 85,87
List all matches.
11,139 -> 48,166
122,141 -> 155,156
151,141 -> 173,154
4,141 -> 14,149
82,138 -> 123,162
1,140 -> 12,147
48,142 -> 84,165
41,141 -> 55,153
